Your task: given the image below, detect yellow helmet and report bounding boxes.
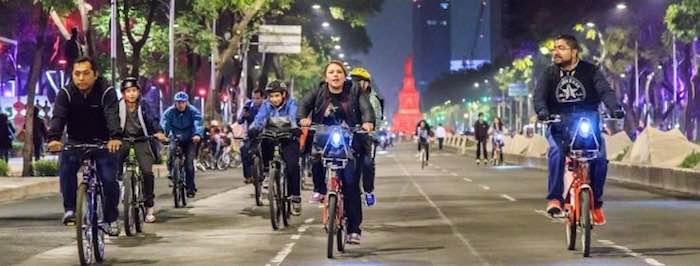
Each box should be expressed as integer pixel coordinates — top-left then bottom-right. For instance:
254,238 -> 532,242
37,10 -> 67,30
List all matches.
349,67 -> 371,81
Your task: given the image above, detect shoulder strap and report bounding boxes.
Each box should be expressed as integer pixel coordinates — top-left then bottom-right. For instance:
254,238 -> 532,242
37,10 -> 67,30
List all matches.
61,87 -> 71,103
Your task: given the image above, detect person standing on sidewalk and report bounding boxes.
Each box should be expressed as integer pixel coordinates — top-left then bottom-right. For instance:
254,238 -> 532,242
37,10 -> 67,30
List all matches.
0,113 -> 14,162
473,112 -> 490,165
29,107 -> 48,161
435,123 -> 446,150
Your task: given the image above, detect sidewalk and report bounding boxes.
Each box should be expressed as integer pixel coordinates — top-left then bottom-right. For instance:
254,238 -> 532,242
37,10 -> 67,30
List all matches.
0,156 -> 168,204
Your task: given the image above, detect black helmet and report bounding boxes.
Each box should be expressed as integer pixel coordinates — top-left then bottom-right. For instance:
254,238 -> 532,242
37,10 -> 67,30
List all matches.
265,80 -> 288,94
120,77 -> 141,92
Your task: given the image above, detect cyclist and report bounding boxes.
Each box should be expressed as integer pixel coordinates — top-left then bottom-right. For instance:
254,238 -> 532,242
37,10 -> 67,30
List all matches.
248,80 -> 302,215
297,60 -> 375,244
117,77 -> 167,223
349,67 -> 383,207
490,117 -> 505,165
47,56 -> 123,236
160,92 -> 204,198
238,89 -> 265,183
534,34 -> 625,225
415,120 -> 432,162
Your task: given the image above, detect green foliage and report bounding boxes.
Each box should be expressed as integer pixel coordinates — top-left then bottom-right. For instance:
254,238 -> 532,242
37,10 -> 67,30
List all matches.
33,160 -> 59,176
280,39 -> 324,99
0,159 -> 8,176
679,151 -> 700,168
665,0 -> 700,43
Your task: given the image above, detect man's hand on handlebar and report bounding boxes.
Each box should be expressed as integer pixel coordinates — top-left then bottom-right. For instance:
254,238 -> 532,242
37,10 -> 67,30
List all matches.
299,118 -> 312,127
107,139 -> 122,153
47,141 -> 63,153
362,122 -> 374,132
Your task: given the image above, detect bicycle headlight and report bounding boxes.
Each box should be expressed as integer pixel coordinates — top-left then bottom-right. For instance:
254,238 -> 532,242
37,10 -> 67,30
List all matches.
331,131 -> 343,148
579,120 -> 592,138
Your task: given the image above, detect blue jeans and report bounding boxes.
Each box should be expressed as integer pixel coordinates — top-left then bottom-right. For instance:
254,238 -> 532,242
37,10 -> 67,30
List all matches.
168,140 -> 197,191
546,128 -> 608,209
59,148 -> 120,223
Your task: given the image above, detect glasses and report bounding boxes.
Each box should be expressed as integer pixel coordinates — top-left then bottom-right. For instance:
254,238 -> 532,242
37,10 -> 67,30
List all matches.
553,46 -> 572,52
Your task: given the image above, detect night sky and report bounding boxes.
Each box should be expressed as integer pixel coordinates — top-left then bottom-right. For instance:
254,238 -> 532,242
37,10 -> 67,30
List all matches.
353,0 -> 413,123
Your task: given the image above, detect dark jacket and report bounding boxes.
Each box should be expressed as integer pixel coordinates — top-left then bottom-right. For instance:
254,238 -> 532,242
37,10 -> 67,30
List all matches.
296,80 -> 374,126
474,120 -> 489,141
48,77 -> 122,143
0,114 -> 14,149
119,98 -> 163,161
533,60 -> 621,116
32,116 -> 47,144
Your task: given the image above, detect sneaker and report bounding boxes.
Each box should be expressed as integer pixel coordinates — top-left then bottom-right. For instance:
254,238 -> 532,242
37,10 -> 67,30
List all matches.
291,196 -> 302,216
244,177 -> 253,184
347,233 -> 361,245
262,177 -> 269,189
167,175 -> 174,187
476,159 -> 480,165
107,222 -> 121,237
145,207 -> 156,223
62,210 -> 76,226
365,193 -> 376,207
592,208 -> 606,225
546,199 -> 563,217
186,188 -> 197,198
309,192 -> 323,204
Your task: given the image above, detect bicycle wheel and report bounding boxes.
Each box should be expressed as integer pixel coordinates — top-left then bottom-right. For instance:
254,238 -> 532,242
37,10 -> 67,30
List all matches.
172,159 -> 182,208
134,175 -> 145,233
581,189 -> 592,257
268,166 -> 280,230
565,204 -> 577,250
280,170 -> 290,227
253,156 -> 263,206
75,183 -> 93,266
326,195 -> 337,259
178,167 -> 187,207
123,171 -> 137,236
92,188 -> 105,263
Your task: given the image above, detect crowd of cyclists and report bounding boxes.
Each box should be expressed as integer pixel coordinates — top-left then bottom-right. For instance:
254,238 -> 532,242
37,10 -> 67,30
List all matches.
45,33 -> 625,261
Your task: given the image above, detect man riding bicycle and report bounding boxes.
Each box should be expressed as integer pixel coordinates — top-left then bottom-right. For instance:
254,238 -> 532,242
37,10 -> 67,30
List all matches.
47,56 -> 123,236
117,77 -> 167,223
160,92 -> 204,198
349,67 -> 383,207
534,34 -> 625,225
248,80 -> 303,216
238,89 -> 265,183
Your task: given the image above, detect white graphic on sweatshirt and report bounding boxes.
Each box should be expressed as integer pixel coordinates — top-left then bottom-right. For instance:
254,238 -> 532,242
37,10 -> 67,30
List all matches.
556,75 -> 586,103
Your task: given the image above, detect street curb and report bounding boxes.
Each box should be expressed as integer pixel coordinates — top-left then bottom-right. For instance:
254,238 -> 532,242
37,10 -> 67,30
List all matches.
0,178 -> 59,203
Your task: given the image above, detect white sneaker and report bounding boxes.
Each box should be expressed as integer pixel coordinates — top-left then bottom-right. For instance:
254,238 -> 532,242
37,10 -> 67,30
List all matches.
145,207 -> 156,223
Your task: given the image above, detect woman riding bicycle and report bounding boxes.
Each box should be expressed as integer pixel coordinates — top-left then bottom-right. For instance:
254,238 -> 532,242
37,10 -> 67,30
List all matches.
297,60 -> 375,245
490,117 -> 505,165
415,120 -> 432,162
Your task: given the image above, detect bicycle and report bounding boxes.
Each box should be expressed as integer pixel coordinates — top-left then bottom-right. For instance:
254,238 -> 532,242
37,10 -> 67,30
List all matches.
258,128 -> 296,230
164,137 -> 187,208
63,142 -> 109,265
310,124 -> 366,258
544,114 -> 603,257
121,136 -> 151,236
418,139 -> 429,169
491,135 -> 504,166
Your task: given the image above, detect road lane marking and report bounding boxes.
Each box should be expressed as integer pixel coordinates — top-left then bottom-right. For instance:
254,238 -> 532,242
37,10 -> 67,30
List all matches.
463,178 -> 473,182
393,157 -> 490,266
290,234 -> 301,240
500,194 -> 517,202
479,185 -> 491,190
450,172 -> 458,176
269,242 -> 296,266
534,209 -> 564,223
598,240 -> 666,266
304,218 -> 314,224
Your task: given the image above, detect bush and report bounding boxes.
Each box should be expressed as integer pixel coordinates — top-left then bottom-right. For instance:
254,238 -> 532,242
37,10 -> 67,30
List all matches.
0,159 -> 8,176
614,146 -> 631,162
33,160 -> 59,176
679,151 -> 700,169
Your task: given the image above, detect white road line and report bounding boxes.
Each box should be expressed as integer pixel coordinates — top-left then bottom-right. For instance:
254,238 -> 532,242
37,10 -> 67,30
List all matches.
597,240 -> 666,266
393,157 -> 490,266
297,225 -> 308,233
500,194 -> 517,202
269,242 -> 296,266
304,218 -> 314,224
534,209 -> 564,223
479,185 -> 491,190
463,178 -> 473,182
450,172 -> 458,176
290,234 -> 301,240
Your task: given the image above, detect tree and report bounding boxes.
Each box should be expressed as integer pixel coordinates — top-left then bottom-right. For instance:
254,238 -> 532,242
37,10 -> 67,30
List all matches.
665,0 -> 700,140
279,39 -> 324,98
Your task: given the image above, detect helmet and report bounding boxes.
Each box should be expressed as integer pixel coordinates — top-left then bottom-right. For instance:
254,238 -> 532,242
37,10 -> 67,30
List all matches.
349,67 -> 371,81
120,77 -> 141,92
265,80 -> 288,94
174,91 -> 189,102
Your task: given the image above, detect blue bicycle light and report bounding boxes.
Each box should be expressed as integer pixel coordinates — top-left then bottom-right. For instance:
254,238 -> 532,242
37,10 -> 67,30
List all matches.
579,120 -> 592,138
331,131 -> 343,148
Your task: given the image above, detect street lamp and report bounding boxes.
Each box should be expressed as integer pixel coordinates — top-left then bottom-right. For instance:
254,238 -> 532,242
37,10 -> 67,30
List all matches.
586,22 -> 595,28
334,45 -> 341,50
474,82 -> 480,88
312,4 -> 321,9
339,53 -> 345,59
616,3 -> 627,10
322,22 -> 330,28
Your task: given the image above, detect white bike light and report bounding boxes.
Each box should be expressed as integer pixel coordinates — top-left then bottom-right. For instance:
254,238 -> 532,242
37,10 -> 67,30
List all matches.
579,120 -> 592,138
331,131 -> 343,148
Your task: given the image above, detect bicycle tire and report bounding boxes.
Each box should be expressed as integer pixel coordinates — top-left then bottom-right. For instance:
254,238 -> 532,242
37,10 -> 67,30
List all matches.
566,204 -> 577,250
337,218 -> 346,252
123,171 -> 136,236
75,183 -> 92,266
280,169 -> 289,227
254,156 -> 263,206
327,195 -> 337,258
269,166 -> 280,230
581,190 -> 592,257
173,159 -> 182,208
92,189 -> 105,263
134,175 -> 145,233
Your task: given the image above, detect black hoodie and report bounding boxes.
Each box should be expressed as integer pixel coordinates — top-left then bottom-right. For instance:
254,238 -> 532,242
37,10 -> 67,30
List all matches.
48,77 -> 122,143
